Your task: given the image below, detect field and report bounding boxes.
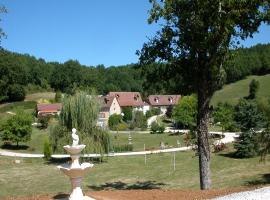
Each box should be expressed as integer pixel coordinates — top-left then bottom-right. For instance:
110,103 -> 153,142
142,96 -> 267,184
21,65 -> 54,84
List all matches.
211,74 -> 270,106
0,145 -> 270,198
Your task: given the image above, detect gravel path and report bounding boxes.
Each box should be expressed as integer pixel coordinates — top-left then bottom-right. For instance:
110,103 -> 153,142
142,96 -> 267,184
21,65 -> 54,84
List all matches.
213,186 -> 270,200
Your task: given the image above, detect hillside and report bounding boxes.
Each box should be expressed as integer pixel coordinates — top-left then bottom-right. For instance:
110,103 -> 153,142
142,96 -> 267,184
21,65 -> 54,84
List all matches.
211,74 -> 270,106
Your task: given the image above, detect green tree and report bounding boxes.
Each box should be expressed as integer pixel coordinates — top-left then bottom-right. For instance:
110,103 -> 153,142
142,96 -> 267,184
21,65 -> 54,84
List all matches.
212,103 -> 235,132
2,109 -> 32,146
43,137 -> 52,161
234,99 -> 265,132
7,84 -> 26,102
54,91 -> 62,103
59,91 -> 110,154
173,95 -> 197,130
130,111 -> 147,130
122,107 -> 133,122
108,114 -> 122,130
234,99 -> 265,158
138,0 -> 269,189
258,126 -> 270,161
234,130 -> 258,158
257,98 -> 270,123
248,79 -> 260,99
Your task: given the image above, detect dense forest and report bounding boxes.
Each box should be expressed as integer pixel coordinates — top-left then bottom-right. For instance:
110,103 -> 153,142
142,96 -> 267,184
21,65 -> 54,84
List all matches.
0,43 -> 270,102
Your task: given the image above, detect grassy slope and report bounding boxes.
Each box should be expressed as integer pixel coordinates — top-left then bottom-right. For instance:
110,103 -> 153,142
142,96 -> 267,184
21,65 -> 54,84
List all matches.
0,146 -> 269,197
211,74 -> 270,106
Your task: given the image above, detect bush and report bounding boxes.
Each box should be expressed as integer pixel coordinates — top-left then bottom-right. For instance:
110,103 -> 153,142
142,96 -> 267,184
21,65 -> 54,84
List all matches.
116,122 -> 128,131
43,138 -> 52,161
150,121 -> 165,134
7,84 -> 26,102
113,144 -> 133,152
108,114 -> 122,130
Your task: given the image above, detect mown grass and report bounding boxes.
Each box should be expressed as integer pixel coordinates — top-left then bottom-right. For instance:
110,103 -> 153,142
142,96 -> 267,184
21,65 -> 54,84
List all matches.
0,127 -> 49,154
1,145 -> 270,197
211,74 -> 270,106
0,101 -> 36,113
110,132 -> 185,151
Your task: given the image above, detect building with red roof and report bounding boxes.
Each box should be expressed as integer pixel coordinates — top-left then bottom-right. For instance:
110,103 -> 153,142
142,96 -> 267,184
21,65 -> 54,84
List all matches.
36,103 -> 62,117
148,95 -> 181,114
97,96 -> 121,128
108,92 -> 150,114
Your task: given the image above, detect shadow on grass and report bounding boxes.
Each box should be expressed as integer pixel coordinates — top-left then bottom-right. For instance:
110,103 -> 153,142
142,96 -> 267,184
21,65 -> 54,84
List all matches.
45,157 -> 107,165
217,151 -> 241,159
1,143 -> 29,150
246,173 -> 270,186
88,180 -> 166,191
53,193 -> 69,199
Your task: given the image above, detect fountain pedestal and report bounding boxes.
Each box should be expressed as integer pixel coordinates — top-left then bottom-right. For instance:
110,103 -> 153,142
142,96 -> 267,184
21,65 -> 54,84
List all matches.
57,129 -> 95,200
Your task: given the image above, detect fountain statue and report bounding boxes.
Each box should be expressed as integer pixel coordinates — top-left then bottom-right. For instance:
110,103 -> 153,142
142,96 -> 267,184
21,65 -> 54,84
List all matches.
58,128 -> 95,200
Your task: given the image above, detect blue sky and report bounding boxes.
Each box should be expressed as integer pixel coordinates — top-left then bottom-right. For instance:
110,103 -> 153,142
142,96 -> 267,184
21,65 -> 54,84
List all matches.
1,1 -> 270,67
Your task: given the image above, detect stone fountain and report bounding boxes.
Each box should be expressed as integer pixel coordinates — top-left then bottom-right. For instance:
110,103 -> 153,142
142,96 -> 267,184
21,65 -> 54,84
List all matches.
58,128 -> 95,200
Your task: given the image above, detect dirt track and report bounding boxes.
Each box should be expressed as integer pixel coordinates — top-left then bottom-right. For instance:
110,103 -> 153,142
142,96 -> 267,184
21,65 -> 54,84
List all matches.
1,187 -> 259,200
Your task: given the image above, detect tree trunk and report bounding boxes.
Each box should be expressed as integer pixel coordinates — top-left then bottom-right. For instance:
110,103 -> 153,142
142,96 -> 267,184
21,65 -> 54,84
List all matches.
197,85 -> 211,190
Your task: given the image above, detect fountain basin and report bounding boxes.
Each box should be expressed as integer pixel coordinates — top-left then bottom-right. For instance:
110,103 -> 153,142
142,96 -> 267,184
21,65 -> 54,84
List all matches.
58,163 -> 93,178
63,144 -> 86,155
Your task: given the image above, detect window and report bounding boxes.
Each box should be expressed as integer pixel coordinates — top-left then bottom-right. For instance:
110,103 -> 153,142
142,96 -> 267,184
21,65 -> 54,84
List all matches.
154,97 -> 159,103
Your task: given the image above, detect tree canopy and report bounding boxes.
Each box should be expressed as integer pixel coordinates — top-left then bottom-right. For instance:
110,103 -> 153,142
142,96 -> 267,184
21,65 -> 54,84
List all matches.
138,0 -> 270,189
2,109 -> 32,146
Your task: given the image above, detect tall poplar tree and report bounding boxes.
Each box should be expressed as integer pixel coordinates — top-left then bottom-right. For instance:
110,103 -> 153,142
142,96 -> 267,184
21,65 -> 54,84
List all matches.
138,0 -> 270,189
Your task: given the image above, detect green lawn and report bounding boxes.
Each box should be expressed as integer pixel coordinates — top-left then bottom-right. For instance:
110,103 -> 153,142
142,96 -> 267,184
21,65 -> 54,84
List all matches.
0,127 -> 49,154
0,146 -> 269,197
110,132 -> 185,151
211,74 -> 270,106
0,101 -> 36,113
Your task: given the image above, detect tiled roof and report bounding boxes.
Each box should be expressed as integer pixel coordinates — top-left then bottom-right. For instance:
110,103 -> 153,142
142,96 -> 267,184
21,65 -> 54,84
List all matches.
98,96 -> 115,112
37,103 -> 62,112
148,95 -> 181,106
109,92 -> 144,107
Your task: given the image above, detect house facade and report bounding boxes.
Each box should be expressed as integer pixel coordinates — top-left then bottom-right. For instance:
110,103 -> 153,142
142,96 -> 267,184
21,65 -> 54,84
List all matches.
148,95 -> 181,114
108,92 -> 149,114
97,96 -> 121,128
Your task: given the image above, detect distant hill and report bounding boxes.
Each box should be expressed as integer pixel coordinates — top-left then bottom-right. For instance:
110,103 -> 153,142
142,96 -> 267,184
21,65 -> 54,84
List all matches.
211,74 -> 270,106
